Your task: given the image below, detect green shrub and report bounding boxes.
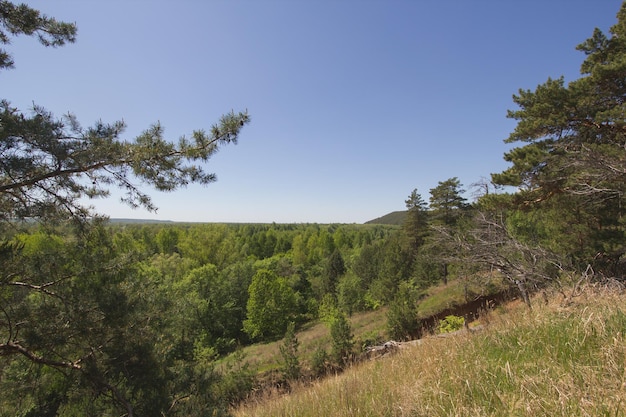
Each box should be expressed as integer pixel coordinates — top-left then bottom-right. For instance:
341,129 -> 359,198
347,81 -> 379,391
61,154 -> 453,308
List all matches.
387,281 -> 421,340
330,313 -> 354,366
310,346 -> 330,377
439,315 -> 465,333
279,322 -> 301,380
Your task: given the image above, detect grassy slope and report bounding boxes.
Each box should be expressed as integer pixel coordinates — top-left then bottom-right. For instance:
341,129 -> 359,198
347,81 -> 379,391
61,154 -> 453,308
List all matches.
236,277 -> 507,375
415,273 -> 507,319
238,308 -> 390,374
234,288 -> 626,417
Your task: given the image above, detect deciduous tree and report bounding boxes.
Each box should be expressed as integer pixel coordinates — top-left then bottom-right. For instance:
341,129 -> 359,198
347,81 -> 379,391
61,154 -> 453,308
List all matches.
243,269 -> 298,340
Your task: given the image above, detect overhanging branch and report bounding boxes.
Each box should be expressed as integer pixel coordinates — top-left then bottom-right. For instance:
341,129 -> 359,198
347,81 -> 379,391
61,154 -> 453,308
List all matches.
0,341 -> 82,370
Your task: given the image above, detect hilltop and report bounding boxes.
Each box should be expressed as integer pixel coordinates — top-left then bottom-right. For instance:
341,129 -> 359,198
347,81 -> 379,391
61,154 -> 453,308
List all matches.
364,210 -> 407,225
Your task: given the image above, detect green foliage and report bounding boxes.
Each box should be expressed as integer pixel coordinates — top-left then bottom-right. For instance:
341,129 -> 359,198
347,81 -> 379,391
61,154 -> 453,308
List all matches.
155,226 -> 180,254
243,269 -> 298,341
329,312 -> 354,366
318,293 -> 340,324
0,1 -> 77,70
410,252 -> 442,289
336,272 -> 366,316
387,281 -> 421,340
212,350 -> 256,407
429,177 -> 469,227
172,263 -> 247,354
0,224 -> 172,415
321,248 -> 346,294
352,243 -> 381,287
369,233 -> 413,304
403,188 -> 430,253
489,3 -> 626,277
438,315 -> 465,333
279,322 -> 301,381
310,346 -> 330,377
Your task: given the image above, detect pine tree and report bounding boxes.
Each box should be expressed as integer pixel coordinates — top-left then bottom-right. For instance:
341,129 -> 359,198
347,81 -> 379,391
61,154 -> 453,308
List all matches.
429,177 -> 468,227
279,322 -> 301,381
322,248 -> 346,295
403,188 -> 429,253
0,1 -> 76,70
491,3 -> 626,276
329,312 -> 354,367
0,3 -> 250,415
428,178 -> 469,284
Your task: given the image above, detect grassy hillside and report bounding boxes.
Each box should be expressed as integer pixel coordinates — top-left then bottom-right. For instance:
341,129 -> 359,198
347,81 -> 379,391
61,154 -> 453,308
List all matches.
231,308 -> 389,377
233,277 -> 506,377
233,287 -> 626,416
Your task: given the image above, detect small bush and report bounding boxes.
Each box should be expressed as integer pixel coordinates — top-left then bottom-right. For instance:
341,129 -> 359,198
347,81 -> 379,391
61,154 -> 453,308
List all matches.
310,346 -> 330,377
438,315 -> 465,333
213,350 -> 256,406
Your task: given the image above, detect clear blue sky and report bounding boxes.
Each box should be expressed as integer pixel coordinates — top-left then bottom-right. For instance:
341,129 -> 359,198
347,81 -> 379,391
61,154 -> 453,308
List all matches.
3,1 -> 623,223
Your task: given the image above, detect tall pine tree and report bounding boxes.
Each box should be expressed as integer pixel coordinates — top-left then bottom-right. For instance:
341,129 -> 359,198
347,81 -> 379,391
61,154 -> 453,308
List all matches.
491,3 -> 626,276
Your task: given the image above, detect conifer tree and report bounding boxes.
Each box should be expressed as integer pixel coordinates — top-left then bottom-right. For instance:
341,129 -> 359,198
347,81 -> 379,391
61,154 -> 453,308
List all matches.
491,3 -> 626,275
322,248 -> 346,295
403,188 -> 429,253
428,178 -> 469,284
329,312 -> 353,367
279,322 -> 301,381
0,1 -> 76,70
0,2 -> 250,415
429,177 -> 468,227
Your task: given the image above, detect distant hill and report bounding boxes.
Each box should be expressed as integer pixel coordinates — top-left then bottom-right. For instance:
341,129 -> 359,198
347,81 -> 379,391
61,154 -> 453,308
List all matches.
365,210 -> 407,225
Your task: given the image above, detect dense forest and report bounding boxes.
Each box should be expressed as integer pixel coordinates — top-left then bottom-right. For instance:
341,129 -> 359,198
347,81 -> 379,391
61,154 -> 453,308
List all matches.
1,1 -> 626,416
0,220 -> 403,415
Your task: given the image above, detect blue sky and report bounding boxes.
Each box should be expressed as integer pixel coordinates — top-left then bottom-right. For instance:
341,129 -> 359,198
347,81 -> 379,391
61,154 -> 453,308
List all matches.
3,1 -> 623,223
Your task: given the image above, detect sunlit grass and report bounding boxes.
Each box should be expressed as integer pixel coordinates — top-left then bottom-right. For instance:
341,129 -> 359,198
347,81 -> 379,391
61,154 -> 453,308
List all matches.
416,273 -> 506,318
233,288 -> 626,417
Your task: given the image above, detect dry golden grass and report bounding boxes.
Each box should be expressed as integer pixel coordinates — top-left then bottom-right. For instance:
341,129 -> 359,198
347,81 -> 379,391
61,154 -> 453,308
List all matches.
233,288 -> 626,417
